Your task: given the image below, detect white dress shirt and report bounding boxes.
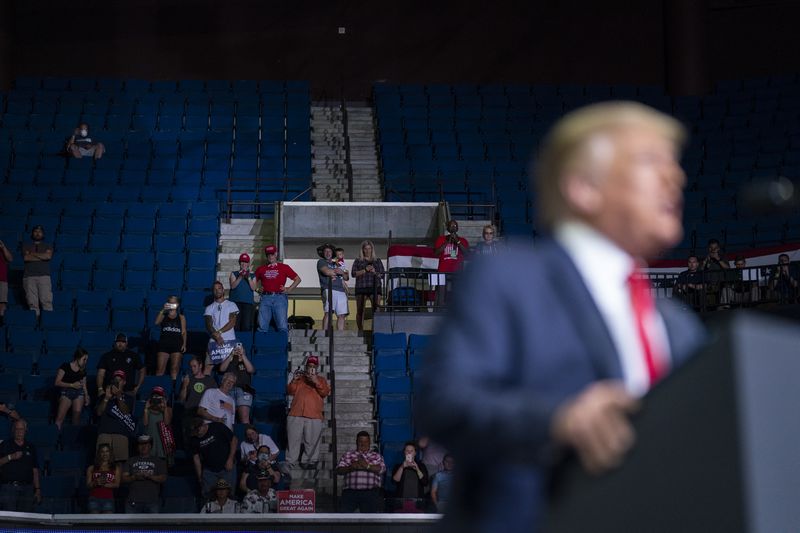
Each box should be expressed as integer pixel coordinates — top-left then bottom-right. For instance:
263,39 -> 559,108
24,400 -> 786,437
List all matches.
555,221 -> 671,396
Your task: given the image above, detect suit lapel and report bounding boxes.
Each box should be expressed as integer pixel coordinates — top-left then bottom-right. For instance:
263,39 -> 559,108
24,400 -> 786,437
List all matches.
538,239 -> 624,381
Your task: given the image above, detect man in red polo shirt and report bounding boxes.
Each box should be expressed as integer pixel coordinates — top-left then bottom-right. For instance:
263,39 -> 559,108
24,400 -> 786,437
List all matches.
254,245 -> 301,334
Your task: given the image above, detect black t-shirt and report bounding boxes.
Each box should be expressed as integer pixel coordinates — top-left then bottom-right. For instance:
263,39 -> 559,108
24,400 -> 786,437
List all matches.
97,350 -> 143,391
58,362 -> 86,384
190,422 -> 233,472
0,440 -> 39,484
232,356 -> 252,388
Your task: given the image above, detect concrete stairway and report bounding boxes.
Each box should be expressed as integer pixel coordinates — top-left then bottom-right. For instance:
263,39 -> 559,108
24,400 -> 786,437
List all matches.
310,104 -> 348,201
216,218 -> 275,285
286,329 -> 374,496
345,104 -> 382,202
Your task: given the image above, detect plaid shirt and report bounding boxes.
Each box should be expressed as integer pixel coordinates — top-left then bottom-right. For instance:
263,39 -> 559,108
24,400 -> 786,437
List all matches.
337,449 -> 386,490
352,258 -> 385,291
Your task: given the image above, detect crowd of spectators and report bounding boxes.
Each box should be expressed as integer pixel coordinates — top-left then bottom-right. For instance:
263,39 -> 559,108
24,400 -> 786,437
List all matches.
675,239 -> 800,309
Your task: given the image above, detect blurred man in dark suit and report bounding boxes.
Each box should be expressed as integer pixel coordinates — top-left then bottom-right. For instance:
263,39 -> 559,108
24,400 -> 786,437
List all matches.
416,102 -> 706,533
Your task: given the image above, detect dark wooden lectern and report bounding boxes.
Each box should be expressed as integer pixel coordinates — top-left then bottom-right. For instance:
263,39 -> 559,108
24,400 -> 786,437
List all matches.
546,312 -> 800,533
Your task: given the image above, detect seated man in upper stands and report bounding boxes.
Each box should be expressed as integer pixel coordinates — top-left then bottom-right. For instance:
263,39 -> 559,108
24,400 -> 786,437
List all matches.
67,122 -> 105,159
674,255 -> 704,308
770,253 -> 799,303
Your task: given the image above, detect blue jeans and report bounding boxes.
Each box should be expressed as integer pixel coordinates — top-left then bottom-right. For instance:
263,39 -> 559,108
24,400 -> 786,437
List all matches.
258,293 -> 288,333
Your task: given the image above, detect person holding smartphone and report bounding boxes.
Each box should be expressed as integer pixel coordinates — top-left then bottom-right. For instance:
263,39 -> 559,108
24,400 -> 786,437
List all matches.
218,343 -> 255,424
390,441 -> 430,511
154,295 -> 187,379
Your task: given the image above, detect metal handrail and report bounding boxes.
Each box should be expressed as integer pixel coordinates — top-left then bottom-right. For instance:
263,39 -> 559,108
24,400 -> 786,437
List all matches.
341,100 -> 354,202
326,277 -> 339,510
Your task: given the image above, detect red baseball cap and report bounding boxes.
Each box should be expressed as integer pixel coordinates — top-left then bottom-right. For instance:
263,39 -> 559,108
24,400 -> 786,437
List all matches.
306,356 -> 319,366
264,245 -> 277,255
112,370 -> 127,380
151,386 -> 166,397
239,253 -> 250,263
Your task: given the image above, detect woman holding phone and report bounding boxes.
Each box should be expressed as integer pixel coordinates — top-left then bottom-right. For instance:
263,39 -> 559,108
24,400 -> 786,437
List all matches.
154,295 -> 186,379
219,343 -> 255,424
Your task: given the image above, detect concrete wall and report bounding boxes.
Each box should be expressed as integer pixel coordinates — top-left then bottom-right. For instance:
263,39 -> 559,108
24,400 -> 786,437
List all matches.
280,202 -> 441,244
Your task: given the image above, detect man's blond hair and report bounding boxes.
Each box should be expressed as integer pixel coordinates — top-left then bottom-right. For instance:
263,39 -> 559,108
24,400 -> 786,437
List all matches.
534,101 -> 687,230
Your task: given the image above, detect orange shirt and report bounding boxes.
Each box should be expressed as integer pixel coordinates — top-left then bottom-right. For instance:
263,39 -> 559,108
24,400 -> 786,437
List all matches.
287,376 -> 331,420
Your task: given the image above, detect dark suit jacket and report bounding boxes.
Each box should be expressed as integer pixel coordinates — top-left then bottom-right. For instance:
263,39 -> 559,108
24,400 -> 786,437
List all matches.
415,239 -> 706,533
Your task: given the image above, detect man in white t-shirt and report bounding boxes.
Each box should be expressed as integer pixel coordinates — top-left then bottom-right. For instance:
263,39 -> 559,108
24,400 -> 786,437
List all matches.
204,281 -> 239,343
198,372 -> 236,430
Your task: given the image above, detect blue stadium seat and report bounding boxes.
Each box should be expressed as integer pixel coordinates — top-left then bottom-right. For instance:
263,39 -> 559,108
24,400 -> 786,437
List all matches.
110,291 -> 146,310
21,374 -> 52,401
375,371 -> 411,394
124,270 -> 153,291
156,251 -> 185,270
374,350 -> 407,372
154,270 -> 184,291
76,307 -> 109,332
75,290 -> 110,310
377,394 -> 411,419
373,332 -> 407,351
111,309 -> 146,334
379,418 -> 413,443
45,331 -> 82,353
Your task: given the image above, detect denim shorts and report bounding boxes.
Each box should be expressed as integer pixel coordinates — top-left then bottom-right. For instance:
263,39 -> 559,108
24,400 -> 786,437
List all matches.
60,387 -> 85,400
231,386 -> 253,407
87,496 -> 115,513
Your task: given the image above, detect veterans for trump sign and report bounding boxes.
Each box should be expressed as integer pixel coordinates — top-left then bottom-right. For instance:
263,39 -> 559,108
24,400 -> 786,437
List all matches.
277,489 -> 315,513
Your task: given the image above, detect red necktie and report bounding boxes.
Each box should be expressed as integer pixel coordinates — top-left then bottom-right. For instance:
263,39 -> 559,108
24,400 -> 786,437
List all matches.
628,271 -> 664,386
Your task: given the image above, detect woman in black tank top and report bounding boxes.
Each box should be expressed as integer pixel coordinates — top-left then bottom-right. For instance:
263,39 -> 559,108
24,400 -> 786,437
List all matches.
154,295 -> 187,379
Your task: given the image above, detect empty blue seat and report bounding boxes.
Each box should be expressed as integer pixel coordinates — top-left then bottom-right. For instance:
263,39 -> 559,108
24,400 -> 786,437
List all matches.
375,371 -> 411,394
154,270 -> 184,291
373,332 -> 407,351
111,309 -> 145,333
39,310 -> 74,331
374,350 -> 407,372
45,331 -> 81,352
111,291 -> 146,310
378,394 -> 411,419
76,307 -> 109,331
124,270 -> 153,290
379,418 -> 413,443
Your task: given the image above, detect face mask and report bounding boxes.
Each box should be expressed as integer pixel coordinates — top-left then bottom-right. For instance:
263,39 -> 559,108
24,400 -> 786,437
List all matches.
257,453 -> 269,462
80,129 -> 88,137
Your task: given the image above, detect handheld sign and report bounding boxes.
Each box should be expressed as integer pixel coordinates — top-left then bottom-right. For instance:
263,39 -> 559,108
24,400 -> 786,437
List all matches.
207,339 -> 235,365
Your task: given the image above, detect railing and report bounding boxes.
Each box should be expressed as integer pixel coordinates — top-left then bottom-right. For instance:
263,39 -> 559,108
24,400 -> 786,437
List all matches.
371,263 -> 800,314
341,101 -> 354,202
326,277 -> 340,510
225,175 -> 311,219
